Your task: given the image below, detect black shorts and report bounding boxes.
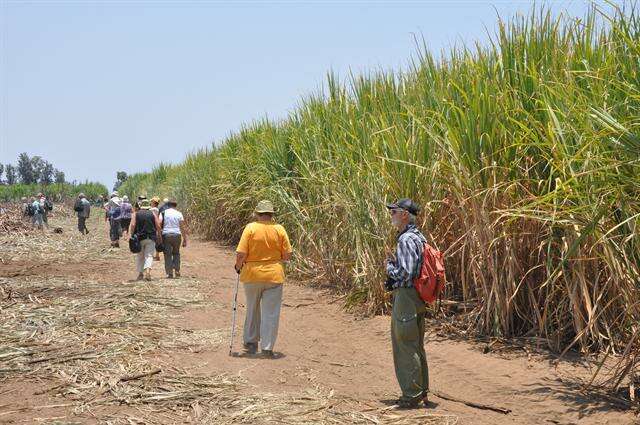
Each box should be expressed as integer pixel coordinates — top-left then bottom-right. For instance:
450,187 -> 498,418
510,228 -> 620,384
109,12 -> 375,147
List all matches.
120,218 -> 131,230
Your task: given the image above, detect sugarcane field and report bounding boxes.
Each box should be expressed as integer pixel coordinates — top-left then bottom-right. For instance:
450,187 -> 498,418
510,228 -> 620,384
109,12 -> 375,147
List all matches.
1,1 -> 640,424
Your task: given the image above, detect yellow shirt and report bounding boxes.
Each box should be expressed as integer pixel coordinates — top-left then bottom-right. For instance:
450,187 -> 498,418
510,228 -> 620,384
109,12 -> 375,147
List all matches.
236,220 -> 292,284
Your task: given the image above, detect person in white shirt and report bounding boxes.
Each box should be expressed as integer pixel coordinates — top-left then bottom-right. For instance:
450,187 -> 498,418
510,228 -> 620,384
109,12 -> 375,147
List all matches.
31,196 -> 44,230
159,199 -> 188,279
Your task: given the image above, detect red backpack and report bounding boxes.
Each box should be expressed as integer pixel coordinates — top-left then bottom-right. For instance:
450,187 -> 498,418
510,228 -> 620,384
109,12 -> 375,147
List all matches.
413,243 -> 446,304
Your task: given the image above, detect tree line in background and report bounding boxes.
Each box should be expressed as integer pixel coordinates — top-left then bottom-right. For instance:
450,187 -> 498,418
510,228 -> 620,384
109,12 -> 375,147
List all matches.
0,153 -> 65,185
0,153 -> 111,201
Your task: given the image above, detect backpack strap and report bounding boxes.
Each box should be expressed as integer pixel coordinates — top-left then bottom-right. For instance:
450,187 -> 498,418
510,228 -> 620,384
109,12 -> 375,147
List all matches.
409,234 -> 427,280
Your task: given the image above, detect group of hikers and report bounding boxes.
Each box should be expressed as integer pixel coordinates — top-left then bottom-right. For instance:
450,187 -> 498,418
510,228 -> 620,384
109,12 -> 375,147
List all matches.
70,193 -> 432,409
73,191 -> 187,281
21,194 -> 54,230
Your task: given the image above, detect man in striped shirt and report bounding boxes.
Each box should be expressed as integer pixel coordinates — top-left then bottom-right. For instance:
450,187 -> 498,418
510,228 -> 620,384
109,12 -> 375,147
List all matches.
385,198 -> 430,409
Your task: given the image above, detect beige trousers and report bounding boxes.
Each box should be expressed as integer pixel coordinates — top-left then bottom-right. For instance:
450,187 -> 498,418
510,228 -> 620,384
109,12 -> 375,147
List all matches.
242,282 -> 283,351
136,239 -> 156,273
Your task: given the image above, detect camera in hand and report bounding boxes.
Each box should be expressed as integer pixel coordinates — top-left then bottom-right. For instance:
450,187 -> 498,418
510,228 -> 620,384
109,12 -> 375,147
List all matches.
384,277 -> 395,292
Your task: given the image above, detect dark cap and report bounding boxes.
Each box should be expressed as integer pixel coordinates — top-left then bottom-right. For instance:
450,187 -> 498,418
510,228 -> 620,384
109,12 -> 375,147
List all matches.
167,198 -> 178,206
386,198 -> 420,215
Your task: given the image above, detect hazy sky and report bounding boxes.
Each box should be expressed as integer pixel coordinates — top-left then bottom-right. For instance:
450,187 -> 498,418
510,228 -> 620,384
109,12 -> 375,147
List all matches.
1,0 -> 600,188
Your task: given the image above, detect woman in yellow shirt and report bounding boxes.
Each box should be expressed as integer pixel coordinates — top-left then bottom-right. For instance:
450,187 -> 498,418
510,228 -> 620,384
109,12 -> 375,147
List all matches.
235,200 -> 292,358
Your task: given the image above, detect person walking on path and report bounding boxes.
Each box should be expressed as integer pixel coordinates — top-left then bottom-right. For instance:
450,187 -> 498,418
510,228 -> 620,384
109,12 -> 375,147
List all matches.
158,197 -> 170,214
75,193 -> 91,234
21,197 -> 29,218
385,198 -> 430,409
120,196 -> 133,239
37,193 -> 46,227
129,199 -> 162,281
150,197 -> 162,260
159,198 -> 187,279
30,196 -> 44,231
234,200 -> 292,358
106,192 -> 122,248
38,193 -> 52,228
133,195 -> 146,211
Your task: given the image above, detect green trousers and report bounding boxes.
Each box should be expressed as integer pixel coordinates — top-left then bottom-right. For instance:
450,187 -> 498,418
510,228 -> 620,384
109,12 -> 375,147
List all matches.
391,287 -> 429,401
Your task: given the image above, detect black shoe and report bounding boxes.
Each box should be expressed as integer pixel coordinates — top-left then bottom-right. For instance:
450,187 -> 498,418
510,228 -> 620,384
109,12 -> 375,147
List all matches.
261,350 -> 275,359
397,396 -> 422,409
421,392 -> 430,408
243,343 -> 257,354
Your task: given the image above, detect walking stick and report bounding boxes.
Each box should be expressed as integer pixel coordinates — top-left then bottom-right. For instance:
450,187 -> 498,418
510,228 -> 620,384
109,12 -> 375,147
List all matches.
229,273 -> 240,356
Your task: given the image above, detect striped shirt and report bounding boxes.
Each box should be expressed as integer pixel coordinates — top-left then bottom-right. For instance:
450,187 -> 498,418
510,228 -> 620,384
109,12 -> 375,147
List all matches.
386,224 -> 427,289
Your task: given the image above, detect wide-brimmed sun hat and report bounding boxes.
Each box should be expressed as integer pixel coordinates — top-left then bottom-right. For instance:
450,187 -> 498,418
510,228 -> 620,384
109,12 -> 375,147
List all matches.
255,200 -> 275,214
139,199 -> 151,209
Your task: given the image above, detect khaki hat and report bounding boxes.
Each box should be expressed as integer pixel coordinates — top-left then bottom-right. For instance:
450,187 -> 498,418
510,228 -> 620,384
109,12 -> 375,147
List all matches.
255,200 -> 275,214
139,199 -> 151,209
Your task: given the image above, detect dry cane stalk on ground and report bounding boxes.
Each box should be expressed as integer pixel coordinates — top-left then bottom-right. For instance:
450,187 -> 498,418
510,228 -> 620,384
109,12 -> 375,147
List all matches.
0,210 -> 458,424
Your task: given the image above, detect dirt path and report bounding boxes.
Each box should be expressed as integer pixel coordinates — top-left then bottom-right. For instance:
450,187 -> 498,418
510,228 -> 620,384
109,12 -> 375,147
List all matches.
0,213 -> 637,424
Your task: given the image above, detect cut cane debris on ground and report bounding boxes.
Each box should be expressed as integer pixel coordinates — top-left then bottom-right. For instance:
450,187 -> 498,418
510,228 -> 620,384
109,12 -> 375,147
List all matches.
0,212 -> 455,424
0,205 -> 33,235
1,211 -> 637,424
0,274 -> 455,425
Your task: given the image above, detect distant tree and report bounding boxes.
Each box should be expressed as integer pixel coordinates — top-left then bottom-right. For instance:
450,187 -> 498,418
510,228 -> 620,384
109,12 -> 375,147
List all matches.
5,164 -> 17,185
54,169 -> 65,184
113,171 -> 128,190
0,163 -> 4,183
40,161 -> 55,185
17,153 -> 35,184
30,156 -> 45,183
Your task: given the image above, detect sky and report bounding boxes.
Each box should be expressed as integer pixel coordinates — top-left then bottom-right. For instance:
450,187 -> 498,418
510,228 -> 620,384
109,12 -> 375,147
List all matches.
1,0 -> 604,189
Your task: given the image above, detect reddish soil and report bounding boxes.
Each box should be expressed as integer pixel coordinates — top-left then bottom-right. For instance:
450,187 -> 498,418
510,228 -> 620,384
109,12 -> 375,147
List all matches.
1,221 -> 638,424
171,240 -> 637,425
